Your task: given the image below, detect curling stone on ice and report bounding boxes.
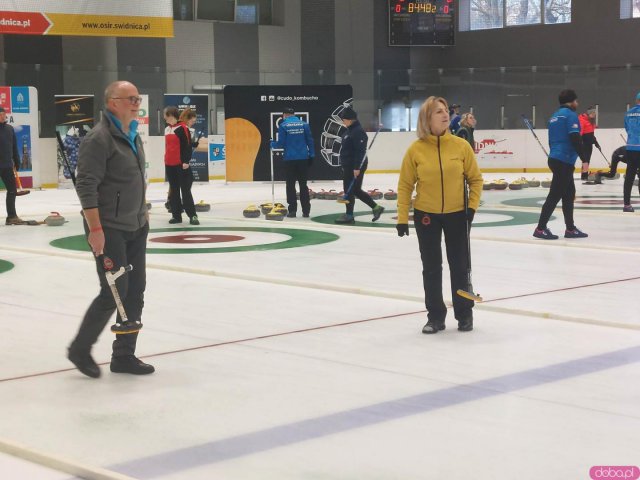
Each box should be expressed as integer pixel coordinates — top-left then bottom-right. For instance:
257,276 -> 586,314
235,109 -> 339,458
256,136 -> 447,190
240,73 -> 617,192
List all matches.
265,204 -> 287,221
383,189 -> 397,200
527,178 -> 541,187
508,179 -> 526,190
44,212 -> 66,226
368,189 -> 383,200
195,200 -> 211,212
541,178 -> 552,188
492,179 -> 508,190
243,205 -> 261,218
325,190 -> 340,200
296,188 -> 316,200
483,181 -> 494,191
260,203 -> 274,214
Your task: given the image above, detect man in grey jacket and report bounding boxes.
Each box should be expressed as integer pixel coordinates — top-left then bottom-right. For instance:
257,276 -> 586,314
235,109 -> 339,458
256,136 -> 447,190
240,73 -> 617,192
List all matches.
68,80 -> 154,378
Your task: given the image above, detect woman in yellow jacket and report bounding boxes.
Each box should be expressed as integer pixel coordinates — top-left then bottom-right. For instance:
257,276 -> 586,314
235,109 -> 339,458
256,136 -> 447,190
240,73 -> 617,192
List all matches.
396,96 -> 483,334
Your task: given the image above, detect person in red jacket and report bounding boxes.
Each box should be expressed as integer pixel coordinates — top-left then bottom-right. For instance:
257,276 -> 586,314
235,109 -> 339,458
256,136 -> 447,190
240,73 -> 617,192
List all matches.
578,106 -> 600,181
164,108 -> 199,225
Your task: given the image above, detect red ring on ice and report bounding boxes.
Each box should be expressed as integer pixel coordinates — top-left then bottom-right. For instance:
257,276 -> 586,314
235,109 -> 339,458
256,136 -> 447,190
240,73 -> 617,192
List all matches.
149,234 -> 245,244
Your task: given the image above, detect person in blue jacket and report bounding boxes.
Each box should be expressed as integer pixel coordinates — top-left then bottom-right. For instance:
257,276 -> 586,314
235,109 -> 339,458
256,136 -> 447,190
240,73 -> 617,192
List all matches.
533,89 -> 588,240
270,107 -> 314,217
623,93 -> 640,212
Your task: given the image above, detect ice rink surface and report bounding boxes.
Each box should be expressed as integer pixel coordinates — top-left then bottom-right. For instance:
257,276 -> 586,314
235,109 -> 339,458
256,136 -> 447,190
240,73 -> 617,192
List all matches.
1,174 -> 639,479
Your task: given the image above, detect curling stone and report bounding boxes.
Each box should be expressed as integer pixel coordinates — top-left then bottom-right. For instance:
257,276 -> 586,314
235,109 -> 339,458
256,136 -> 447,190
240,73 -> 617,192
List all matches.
368,189 -> 383,200
260,203 -> 274,214
265,205 -> 286,221
243,205 -> 261,218
383,189 -> 398,200
585,172 -> 602,185
541,179 -> 552,188
492,179 -> 508,190
483,181 -> 494,191
508,179 -> 525,190
146,202 -> 152,210
296,189 -> 316,200
325,190 -> 340,200
527,178 -> 541,187
44,212 -> 66,226
195,200 -> 211,212
517,177 -> 530,188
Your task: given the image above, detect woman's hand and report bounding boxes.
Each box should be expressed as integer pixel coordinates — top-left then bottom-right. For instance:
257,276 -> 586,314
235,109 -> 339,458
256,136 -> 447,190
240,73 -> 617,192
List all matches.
396,224 -> 409,237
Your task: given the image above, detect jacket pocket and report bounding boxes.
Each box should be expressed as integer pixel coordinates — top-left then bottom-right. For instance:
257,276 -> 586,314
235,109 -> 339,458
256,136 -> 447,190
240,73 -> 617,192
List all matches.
115,191 -> 121,218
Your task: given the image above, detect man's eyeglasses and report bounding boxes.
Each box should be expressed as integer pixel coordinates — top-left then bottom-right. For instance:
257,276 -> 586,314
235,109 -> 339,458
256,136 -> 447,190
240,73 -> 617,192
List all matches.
111,96 -> 143,105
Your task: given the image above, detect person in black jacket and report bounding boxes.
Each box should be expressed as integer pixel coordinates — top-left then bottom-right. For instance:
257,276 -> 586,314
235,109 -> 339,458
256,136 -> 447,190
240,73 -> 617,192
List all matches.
335,108 -> 384,224
0,107 -> 23,225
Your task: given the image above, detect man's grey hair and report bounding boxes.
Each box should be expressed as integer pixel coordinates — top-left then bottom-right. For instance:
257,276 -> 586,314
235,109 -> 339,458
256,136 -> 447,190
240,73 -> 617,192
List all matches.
104,81 -> 131,105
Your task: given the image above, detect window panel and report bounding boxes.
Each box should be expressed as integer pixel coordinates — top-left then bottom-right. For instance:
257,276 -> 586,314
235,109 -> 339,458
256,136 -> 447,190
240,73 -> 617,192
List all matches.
197,0 -> 235,21
635,0 -> 640,17
470,0 -> 504,30
544,0 -> 571,24
506,0 -> 541,25
173,0 -> 194,21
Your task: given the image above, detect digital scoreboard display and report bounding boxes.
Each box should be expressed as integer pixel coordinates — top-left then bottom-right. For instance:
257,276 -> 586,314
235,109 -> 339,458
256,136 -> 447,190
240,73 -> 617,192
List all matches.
389,0 -> 455,47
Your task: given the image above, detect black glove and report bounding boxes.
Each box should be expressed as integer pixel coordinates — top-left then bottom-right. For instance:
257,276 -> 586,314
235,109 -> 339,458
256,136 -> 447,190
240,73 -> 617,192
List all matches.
396,224 -> 409,237
467,208 -> 475,225
307,156 -> 314,166
594,140 -> 601,150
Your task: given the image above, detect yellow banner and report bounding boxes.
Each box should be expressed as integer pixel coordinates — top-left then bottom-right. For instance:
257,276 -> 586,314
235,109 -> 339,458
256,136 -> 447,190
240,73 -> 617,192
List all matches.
46,13 -> 173,38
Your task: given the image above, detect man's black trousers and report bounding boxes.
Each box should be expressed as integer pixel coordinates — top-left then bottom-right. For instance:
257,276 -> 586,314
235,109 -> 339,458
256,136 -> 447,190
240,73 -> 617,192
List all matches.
284,160 -> 310,215
342,167 -> 376,215
70,223 -> 148,358
0,167 -> 17,217
623,150 -> 640,205
537,158 -> 576,230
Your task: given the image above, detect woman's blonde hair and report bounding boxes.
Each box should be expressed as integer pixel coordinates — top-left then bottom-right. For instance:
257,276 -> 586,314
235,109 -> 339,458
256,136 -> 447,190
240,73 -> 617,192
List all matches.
417,96 -> 449,140
179,108 -> 197,123
459,112 -> 474,127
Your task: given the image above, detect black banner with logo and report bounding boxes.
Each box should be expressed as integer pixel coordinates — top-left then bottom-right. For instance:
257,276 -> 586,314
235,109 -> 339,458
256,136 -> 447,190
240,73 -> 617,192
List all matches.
224,85 -> 353,181
55,95 -> 94,188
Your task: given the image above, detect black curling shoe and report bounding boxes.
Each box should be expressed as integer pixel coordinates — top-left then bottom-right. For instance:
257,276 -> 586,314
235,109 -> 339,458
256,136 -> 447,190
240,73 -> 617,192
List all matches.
458,318 -> 473,332
422,322 -> 446,334
68,349 -> 101,378
110,355 -> 155,375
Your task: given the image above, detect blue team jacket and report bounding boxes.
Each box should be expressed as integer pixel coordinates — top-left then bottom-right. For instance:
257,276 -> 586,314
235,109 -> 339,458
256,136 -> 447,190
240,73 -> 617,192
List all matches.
625,105 -> 640,152
270,116 -> 315,161
548,106 -> 581,165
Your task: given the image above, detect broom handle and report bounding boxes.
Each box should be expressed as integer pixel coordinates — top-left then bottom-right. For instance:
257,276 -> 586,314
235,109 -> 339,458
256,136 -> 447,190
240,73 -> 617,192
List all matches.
13,167 -> 23,189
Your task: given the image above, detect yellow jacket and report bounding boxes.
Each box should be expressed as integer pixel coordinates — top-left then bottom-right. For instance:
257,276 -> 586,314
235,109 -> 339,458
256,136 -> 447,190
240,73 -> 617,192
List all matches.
397,132 -> 483,224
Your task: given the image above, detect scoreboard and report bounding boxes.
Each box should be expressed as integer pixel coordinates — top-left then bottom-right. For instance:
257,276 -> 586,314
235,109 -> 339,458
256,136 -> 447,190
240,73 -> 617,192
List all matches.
389,0 -> 455,46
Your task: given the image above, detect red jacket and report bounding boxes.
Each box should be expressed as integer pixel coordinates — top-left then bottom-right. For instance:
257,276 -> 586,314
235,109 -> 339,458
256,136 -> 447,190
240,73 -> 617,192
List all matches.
164,122 -> 191,166
579,113 -> 596,135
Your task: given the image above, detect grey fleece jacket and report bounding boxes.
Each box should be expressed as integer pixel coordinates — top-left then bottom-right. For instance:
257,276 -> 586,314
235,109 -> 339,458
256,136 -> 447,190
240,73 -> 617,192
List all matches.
75,111 -> 147,231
